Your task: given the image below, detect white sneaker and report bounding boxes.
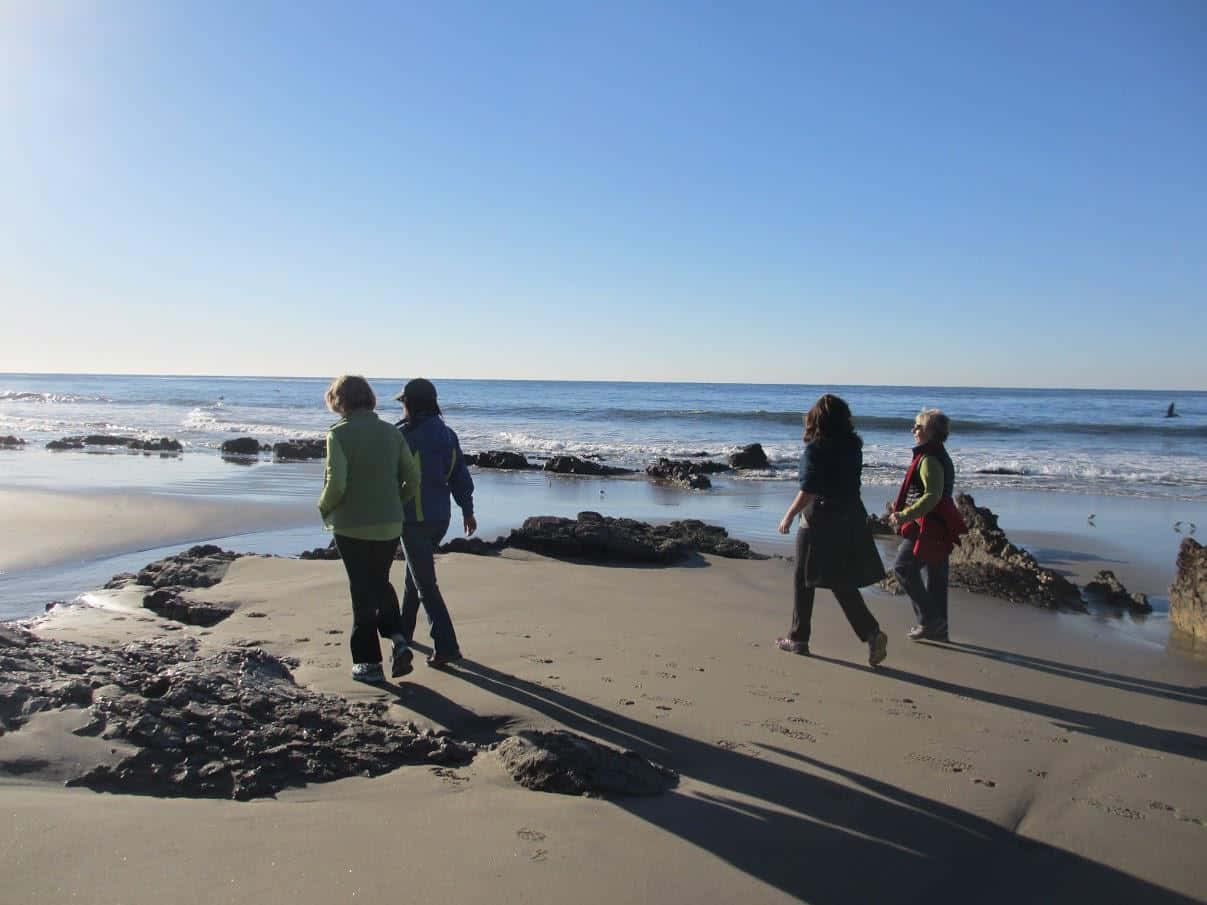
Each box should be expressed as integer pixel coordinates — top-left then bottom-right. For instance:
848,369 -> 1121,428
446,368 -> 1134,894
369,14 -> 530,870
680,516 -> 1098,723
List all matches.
351,662 -> 385,683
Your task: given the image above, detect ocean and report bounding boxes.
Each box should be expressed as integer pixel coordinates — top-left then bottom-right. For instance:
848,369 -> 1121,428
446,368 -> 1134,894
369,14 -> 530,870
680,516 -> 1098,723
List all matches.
2,374 -> 1205,635
2,374 -> 1205,500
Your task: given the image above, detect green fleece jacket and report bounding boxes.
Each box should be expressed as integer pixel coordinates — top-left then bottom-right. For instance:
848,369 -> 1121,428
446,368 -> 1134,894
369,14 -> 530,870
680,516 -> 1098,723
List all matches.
318,410 -> 420,540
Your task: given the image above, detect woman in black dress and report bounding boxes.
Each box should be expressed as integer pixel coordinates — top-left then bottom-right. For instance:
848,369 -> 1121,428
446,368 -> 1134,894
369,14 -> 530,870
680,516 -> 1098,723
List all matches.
776,394 -> 888,666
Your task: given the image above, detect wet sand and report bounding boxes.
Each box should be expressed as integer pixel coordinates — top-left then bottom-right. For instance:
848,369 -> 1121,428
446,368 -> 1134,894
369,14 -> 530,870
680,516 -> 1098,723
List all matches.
2,551 -> 1205,904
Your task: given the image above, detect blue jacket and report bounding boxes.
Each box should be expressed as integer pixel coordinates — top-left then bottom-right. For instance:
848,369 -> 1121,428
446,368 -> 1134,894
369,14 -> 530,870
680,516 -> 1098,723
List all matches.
397,414 -> 474,524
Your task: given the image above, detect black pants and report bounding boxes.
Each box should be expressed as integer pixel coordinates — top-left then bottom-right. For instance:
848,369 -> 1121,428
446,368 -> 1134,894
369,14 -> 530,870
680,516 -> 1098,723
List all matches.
791,525 -> 880,645
334,534 -> 402,664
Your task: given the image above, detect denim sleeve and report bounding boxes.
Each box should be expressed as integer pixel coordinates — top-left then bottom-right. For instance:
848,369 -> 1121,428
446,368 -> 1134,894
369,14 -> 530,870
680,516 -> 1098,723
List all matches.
449,435 -> 475,516
799,443 -> 823,493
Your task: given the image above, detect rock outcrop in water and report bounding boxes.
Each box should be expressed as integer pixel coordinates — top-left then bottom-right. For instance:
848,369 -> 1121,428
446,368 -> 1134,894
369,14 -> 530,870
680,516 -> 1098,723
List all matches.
220,437 -> 268,456
140,588 -> 237,627
1083,570 -> 1152,614
466,451 -> 539,470
128,438 -> 183,452
0,628 -> 472,799
543,455 -> 633,477
496,730 -> 677,797
1170,538 -> 1207,639
646,458 -> 714,490
728,443 -> 769,469
0,435 -> 25,448
272,438 -> 325,460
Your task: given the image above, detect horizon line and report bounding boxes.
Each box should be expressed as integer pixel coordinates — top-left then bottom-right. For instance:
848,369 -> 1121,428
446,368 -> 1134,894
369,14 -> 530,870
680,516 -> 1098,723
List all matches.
0,370 -> 1202,394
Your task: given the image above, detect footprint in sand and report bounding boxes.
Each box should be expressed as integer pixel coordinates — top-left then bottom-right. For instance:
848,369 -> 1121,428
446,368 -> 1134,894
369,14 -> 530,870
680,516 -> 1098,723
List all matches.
517,828 -> 546,842
618,699 -> 635,706
716,740 -> 762,757
761,719 -> 817,743
909,753 -> 973,774
244,612 -> 267,618
657,672 -> 677,680
601,676 -> 613,683
973,778 -> 997,788
1076,797 -> 1145,821
656,705 -> 672,711
295,637 -> 310,642
529,849 -> 549,862
325,629 -> 344,635
1028,769 -> 1049,779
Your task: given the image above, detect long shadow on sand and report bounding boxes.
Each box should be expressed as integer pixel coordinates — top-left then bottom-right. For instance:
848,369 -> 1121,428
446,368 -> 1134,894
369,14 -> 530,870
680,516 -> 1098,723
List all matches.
927,641 -> 1207,706
810,654 -> 1207,762
435,657 -> 1200,905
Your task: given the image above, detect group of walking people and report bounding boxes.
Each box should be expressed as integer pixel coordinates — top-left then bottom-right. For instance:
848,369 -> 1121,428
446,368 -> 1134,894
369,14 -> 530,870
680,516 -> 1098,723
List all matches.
318,377 -> 959,683
777,394 -> 962,669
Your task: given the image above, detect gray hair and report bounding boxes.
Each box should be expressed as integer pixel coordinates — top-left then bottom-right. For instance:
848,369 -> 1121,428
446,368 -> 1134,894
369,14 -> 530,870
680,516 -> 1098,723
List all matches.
325,375 -> 376,415
915,408 -> 950,442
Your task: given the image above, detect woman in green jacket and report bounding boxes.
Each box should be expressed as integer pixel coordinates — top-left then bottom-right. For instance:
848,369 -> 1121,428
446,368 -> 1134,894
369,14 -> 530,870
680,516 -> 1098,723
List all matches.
318,375 -> 421,683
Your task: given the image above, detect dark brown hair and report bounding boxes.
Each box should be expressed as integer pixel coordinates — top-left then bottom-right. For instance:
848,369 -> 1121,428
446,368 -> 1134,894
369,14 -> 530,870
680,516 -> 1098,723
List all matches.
803,393 -> 862,447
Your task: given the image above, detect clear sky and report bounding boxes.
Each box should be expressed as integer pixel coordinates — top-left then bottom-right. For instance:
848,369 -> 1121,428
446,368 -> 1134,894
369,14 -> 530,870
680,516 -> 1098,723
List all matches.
2,1 -> 1204,388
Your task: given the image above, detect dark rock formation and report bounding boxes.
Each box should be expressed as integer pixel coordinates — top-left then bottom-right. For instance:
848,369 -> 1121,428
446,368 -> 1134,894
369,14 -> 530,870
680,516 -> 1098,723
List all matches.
465,451 -> 538,470
949,495 -> 1084,610
46,438 -> 84,450
496,729 -> 676,797
129,438 -> 182,452
439,537 -> 507,556
82,434 -> 138,446
103,572 -> 138,590
220,437 -> 264,456
0,435 -> 24,448
136,545 -> 241,590
503,511 -> 764,563
1083,570 -> 1152,614
299,541 -> 341,560
0,632 -> 472,799
141,588 -> 237,627
544,456 -> 633,477
272,439 -> 325,460
728,443 -> 769,469
645,458 -> 714,490
867,507 -> 895,536
1171,537 -> 1207,639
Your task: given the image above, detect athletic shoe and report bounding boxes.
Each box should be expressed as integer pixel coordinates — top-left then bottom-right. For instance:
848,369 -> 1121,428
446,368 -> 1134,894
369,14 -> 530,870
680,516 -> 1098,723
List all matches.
391,642 -> 414,678
907,624 -> 949,642
351,662 -> 385,683
426,649 -> 463,669
775,637 -> 809,655
868,631 -> 888,667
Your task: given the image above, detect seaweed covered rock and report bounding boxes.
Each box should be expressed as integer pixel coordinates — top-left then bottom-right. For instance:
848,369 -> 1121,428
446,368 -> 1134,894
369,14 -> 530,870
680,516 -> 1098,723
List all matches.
949,495 -> 1084,610
1170,537 -> 1207,639
136,545 -> 241,589
0,633 -> 473,798
496,730 -> 676,797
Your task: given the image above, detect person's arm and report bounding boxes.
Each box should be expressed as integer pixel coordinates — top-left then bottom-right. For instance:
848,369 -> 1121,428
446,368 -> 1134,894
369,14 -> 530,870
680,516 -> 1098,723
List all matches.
397,437 -> 420,506
895,456 -> 943,521
779,489 -> 817,534
448,438 -> 476,535
317,432 -> 347,522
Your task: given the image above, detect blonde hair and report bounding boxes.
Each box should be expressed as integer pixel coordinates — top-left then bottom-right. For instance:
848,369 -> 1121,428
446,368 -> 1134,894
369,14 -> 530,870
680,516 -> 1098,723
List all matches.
325,375 -> 376,415
915,408 -> 950,442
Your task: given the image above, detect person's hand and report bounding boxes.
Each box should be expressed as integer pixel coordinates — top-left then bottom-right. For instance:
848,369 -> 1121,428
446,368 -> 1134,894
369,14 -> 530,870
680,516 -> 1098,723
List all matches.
778,514 -> 794,535
888,512 -> 902,528
464,514 -> 477,536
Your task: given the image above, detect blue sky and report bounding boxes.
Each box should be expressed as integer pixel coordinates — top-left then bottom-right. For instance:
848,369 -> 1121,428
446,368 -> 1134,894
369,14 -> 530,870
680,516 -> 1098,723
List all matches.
2,1 -> 1204,387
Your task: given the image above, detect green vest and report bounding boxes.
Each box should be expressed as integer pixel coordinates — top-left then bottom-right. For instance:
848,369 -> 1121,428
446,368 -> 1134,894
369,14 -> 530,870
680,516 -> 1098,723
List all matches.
319,410 -> 416,539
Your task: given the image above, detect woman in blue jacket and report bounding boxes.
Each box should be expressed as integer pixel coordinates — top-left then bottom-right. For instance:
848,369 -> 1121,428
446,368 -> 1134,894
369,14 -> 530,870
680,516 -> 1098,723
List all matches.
394,378 -> 476,667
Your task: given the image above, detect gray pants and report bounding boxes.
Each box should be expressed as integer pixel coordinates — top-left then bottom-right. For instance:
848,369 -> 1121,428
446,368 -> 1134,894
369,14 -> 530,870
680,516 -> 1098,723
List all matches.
399,519 -> 460,655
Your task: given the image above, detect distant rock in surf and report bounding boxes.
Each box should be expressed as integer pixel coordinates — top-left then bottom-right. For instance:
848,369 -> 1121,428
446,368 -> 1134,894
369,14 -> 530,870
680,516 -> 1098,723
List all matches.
129,437 -> 182,452
645,458 -> 714,490
466,450 -> 538,470
728,443 -> 769,469
220,437 -> 266,456
46,438 -> 84,450
0,435 -> 25,448
272,438 -> 325,460
543,455 -> 633,477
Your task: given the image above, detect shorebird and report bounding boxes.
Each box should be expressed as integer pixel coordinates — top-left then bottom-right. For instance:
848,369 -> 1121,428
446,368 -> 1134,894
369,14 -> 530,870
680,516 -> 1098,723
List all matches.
1175,521 -> 1183,532
1087,513 -> 1096,525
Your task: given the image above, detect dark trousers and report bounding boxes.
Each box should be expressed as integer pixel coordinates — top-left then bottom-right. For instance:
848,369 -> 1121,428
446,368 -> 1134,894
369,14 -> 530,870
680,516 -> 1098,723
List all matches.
791,525 -> 880,645
893,541 -> 950,630
334,534 -> 402,664
399,519 -> 460,655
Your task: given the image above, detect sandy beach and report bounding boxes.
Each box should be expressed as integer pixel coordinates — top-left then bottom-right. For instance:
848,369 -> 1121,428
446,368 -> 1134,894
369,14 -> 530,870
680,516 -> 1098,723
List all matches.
3,543 -> 1205,905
